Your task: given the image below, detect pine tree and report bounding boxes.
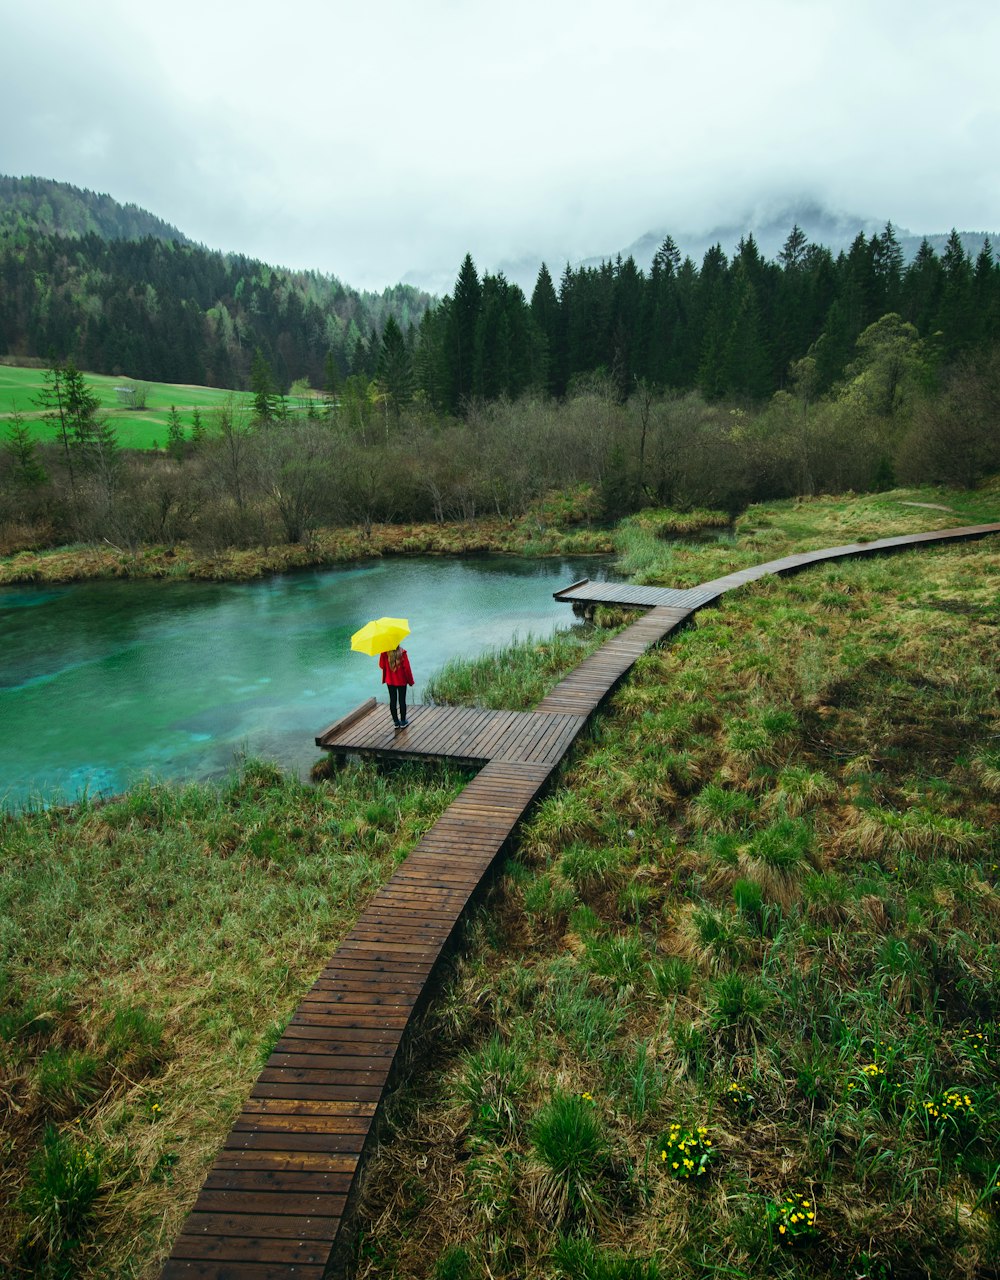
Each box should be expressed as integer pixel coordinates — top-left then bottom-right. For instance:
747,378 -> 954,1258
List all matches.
445,254 -> 482,411
191,406 -> 207,446
250,347 -> 278,421
376,315 -> 414,416
62,358 -> 114,468
3,410 -> 47,488
166,405 -> 186,459
530,263 -> 559,395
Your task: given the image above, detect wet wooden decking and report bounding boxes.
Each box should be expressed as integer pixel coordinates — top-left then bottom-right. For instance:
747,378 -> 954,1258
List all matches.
162,520 -> 998,1278
316,701 -> 587,767
553,522 -> 1000,611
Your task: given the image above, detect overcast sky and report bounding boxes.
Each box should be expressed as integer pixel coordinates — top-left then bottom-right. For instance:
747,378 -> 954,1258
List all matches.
3,0 -> 998,293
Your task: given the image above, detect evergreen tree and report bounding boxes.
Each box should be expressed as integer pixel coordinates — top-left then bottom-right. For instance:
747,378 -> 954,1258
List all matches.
530,263 -> 559,395
34,356 -> 73,480
323,350 -> 342,404
191,406 -> 207,446
445,254 -> 482,411
3,409 -> 47,488
250,347 -> 278,420
166,405 -> 186,459
376,315 -> 413,416
62,358 -> 113,467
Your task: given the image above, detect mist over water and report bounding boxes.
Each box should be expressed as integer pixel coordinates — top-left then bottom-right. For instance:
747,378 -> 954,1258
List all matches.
0,556 -> 608,810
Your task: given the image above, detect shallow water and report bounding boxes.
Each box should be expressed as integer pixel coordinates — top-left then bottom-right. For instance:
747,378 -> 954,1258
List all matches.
0,555 -> 608,809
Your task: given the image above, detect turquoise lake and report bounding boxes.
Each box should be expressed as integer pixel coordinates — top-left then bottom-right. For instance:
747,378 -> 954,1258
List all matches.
0,555 -> 608,810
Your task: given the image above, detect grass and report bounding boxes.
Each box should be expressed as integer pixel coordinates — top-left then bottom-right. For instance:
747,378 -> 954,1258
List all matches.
2,484 -> 999,1276
0,363 -> 244,449
345,487 -> 1000,1280
425,616 -> 626,710
0,756 -> 471,1276
0,510 -> 615,585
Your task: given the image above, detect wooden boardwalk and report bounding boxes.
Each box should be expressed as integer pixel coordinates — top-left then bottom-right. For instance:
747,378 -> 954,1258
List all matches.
553,522 -> 1000,612
162,520 -> 998,1278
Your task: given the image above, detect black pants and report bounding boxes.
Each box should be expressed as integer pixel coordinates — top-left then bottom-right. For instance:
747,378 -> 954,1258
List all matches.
388,685 -> 407,724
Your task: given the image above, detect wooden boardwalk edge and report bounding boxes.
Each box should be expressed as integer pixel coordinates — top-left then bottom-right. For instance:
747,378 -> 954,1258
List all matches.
161,521 -> 1000,1278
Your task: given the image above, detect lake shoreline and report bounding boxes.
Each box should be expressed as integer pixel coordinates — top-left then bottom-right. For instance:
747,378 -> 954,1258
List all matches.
0,517 -> 617,587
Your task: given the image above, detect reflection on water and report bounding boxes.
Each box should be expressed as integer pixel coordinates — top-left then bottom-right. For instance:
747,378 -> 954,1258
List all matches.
0,555 -> 609,809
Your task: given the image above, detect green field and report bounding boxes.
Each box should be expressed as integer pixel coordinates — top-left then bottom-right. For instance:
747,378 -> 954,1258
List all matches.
0,364 -> 251,449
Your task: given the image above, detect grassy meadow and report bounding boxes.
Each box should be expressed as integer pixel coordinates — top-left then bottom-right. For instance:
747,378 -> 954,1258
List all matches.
352,493 -> 1000,1280
0,758 -> 476,1277
0,487 -> 998,1278
0,363 -> 247,449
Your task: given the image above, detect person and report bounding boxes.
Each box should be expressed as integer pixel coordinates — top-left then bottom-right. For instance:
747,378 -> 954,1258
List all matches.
379,644 -> 414,729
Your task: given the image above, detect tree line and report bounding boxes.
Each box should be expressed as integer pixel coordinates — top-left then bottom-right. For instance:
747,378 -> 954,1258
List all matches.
3,322 -> 998,561
392,225 -> 1000,414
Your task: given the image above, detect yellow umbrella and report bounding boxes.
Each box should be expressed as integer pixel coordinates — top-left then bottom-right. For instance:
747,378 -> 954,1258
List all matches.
350,616 -> 410,656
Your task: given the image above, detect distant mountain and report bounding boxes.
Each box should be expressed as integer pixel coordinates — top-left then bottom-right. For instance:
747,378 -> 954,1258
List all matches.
0,175 -> 191,245
474,201 -> 999,295
607,202 -> 998,274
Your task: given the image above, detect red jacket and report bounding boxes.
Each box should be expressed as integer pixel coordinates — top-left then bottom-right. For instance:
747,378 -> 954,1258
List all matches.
379,648 -> 414,687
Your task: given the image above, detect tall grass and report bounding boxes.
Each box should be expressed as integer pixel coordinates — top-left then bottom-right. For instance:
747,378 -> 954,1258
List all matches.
347,496 -> 1000,1280
0,756 -> 467,1275
425,625 -> 618,710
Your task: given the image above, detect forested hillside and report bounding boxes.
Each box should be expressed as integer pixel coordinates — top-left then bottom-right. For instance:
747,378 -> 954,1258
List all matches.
0,177 -> 433,391
0,176 -> 190,245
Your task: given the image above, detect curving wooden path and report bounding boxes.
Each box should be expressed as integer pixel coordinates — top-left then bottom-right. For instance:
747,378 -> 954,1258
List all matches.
162,520 -> 998,1279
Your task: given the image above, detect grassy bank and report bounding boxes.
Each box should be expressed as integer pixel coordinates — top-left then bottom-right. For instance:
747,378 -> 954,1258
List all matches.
0,758 -> 472,1277
0,512 -> 616,586
344,497 -> 1000,1279
2,484 -> 994,589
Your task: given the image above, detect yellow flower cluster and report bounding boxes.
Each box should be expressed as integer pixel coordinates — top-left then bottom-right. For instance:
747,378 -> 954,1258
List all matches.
923,1091 -> 974,1120
775,1193 -> 817,1242
660,1123 -> 713,1180
579,1091 -> 596,1106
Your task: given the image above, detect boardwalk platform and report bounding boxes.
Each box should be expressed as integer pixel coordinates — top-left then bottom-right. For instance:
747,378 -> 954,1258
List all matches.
554,522 -> 1000,613
162,520 -> 998,1278
316,701 -> 586,767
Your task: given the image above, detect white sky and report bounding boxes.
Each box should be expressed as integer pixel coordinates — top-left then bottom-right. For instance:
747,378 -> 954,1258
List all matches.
2,0 -> 998,292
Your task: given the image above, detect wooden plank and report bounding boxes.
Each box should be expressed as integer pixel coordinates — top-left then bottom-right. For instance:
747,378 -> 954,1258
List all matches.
315,698 -> 377,746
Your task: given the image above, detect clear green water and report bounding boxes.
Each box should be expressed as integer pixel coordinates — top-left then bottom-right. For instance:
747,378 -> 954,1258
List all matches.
0,555 -> 607,809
